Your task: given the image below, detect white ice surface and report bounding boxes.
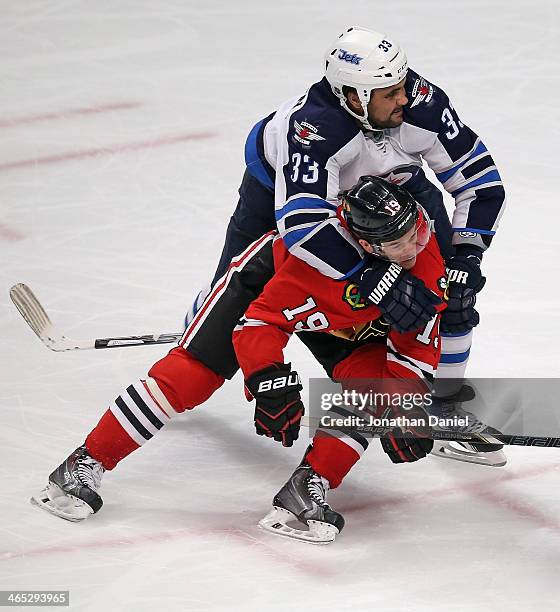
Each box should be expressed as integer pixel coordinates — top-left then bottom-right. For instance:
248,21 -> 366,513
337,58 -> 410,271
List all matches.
1,1 -> 560,611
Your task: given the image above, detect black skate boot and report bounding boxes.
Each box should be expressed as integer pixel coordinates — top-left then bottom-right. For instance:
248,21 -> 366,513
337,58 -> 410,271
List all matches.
429,385 -> 507,467
31,445 -> 104,522
259,451 -> 345,544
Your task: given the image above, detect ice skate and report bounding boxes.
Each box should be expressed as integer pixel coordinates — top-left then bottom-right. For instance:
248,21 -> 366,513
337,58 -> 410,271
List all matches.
31,445 -> 104,522
259,455 -> 344,544
429,385 -> 507,467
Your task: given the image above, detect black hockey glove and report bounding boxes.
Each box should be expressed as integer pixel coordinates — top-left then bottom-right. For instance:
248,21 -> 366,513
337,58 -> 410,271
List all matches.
245,363 -> 304,447
381,429 -> 434,464
359,260 -> 442,333
441,249 -> 486,334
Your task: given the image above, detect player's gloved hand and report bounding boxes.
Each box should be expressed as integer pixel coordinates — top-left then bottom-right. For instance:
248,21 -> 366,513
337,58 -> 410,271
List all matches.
245,363 -> 304,447
381,428 -> 434,463
441,247 -> 486,334
358,260 -> 442,333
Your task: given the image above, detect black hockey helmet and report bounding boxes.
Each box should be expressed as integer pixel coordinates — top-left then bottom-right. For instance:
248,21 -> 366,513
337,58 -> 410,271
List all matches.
340,175 -> 419,245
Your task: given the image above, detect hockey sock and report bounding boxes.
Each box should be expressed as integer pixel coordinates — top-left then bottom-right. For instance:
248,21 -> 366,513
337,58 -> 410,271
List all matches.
306,433 -> 361,489
86,378 -> 176,470
86,348 -> 225,470
434,330 -> 473,396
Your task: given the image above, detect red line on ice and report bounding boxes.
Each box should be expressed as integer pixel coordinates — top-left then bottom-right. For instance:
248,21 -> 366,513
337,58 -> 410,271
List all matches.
2,463 -> 557,564
0,101 -> 141,128
0,526 -> 333,577
0,222 -> 25,241
342,462 -> 560,530
0,132 -> 217,172
471,488 -> 560,532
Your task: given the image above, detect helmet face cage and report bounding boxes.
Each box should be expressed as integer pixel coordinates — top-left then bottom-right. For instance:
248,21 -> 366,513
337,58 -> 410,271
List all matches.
369,208 -> 431,263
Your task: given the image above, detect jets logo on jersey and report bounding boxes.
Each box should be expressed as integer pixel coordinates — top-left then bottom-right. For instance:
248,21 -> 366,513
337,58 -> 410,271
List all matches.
293,120 -> 326,147
383,169 -> 414,185
410,78 -> 434,109
342,282 -> 368,310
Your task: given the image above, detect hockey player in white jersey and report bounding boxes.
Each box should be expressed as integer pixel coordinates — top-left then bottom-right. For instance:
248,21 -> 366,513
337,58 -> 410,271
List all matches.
189,26 -> 507,466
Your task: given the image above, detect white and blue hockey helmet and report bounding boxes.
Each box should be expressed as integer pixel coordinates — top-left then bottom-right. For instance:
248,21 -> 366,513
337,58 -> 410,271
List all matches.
324,26 -> 408,129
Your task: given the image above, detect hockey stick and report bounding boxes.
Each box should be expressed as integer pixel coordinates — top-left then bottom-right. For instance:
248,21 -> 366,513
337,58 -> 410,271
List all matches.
302,416 -> 560,447
9,283 -> 182,351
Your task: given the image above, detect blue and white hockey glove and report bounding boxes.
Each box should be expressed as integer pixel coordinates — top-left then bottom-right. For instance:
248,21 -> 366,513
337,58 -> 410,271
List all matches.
441,247 -> 486,334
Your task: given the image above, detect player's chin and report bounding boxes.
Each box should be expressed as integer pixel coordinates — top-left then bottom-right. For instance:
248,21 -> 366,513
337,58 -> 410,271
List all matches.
387,111 -> 404,127
399,256 -> 416,270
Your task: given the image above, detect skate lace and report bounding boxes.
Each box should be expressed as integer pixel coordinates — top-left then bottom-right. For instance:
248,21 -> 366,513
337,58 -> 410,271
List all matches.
307,473 -> 331,508
440,404 -> 488,434
76,456 -> 104,491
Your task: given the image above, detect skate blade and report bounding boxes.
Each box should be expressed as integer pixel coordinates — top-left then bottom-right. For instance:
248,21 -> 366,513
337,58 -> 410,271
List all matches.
431,441 -> 507,467
258,506 -> 339,545
30,484 -> 94,522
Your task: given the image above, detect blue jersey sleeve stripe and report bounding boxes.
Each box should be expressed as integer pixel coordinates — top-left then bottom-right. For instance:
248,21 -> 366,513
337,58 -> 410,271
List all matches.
451,170 -> 502,197
461,155 -> 495,180
340,259 -> 366,280
436,141 -> 488,183
244,119 -> 275,190
281,226 -> 315,249
451,227 -> 496,235
284,211 -> 330,230
275,197 -> 337,221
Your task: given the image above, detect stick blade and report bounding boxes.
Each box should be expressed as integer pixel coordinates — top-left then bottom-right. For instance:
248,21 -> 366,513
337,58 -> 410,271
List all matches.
9,283 -> 84,351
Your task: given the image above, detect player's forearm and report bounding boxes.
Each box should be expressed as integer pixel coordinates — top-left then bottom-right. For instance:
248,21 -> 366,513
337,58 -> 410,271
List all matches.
233,325 -> 290,378
450,180 -> 506,252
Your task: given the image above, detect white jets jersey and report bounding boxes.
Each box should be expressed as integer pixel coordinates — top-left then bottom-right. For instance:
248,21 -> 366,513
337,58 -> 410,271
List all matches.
244,69 -> 505,279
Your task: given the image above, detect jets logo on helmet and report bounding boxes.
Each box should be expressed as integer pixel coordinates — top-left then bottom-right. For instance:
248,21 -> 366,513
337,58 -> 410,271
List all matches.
338,49 -> 363,64
293,120 -> 326,146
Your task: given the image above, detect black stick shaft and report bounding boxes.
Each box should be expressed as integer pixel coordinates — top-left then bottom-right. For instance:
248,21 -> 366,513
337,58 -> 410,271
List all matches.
94,333 -> 181,349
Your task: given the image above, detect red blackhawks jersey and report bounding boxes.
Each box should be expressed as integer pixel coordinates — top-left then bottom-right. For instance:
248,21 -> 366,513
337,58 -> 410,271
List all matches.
233,233 -> 447,382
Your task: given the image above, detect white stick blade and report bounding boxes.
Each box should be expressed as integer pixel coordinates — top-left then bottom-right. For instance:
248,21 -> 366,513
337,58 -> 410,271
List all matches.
9,283 -> 88,351
9,283 -> 52,336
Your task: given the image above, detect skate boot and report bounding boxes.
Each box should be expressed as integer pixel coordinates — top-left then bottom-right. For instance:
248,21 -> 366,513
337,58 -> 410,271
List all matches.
259,453 -> 345,544
31,445 -> 104,522
429,385 -> 507,467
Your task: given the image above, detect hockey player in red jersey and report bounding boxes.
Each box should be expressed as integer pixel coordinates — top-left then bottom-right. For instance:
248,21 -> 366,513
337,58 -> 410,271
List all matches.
32,177 -> 445,533
232,177 -> 446,542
